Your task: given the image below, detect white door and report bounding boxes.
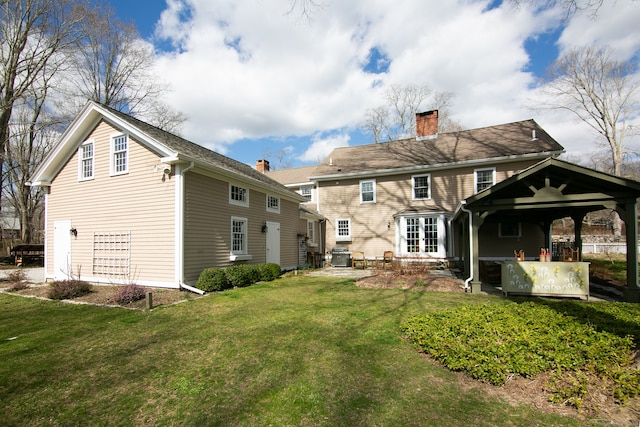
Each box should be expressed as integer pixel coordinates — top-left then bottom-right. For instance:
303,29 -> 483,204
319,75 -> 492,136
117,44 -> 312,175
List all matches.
266,221 -> 280,265
54,220 -> 72,280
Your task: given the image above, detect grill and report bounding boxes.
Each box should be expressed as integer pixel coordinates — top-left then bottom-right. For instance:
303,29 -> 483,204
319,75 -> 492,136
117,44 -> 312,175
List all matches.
331,247 -> 351,267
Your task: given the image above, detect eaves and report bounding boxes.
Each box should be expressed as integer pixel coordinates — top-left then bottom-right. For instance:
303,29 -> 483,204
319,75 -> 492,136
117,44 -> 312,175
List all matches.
308,150 -> 564,182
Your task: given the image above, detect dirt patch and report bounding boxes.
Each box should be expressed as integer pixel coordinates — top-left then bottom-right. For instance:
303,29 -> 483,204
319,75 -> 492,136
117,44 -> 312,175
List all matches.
356,270 -> 466,292
4,283 -> 200,309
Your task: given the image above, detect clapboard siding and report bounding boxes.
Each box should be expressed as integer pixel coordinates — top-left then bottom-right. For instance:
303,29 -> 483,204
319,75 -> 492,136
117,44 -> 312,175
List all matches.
45,120 -> 175,285
182,173 -> 301,283
320,159 -> 543,256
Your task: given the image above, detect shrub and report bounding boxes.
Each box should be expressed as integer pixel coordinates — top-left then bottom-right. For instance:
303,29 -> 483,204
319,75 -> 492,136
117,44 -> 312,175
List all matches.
48,280 -> 92,300
6,269 -> 28,291
114,284 -> 146,304
195,267 -> 230,292
257,263 -> 281,282
225,264 -> 259,288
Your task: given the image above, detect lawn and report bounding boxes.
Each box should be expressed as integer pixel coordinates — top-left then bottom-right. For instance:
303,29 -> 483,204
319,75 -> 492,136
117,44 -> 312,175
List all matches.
0,275 -> 633,426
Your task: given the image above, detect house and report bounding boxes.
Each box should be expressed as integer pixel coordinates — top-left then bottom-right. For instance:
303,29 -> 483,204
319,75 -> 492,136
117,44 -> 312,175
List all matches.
269,110 -> 564,263
28,102 -> 307,290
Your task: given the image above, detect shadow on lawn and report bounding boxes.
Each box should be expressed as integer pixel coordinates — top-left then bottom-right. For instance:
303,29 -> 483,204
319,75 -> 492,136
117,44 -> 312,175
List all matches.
520,297 -> 639,344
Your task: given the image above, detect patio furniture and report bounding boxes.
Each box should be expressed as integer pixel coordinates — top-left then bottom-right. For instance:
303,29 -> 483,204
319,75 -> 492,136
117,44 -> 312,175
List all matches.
351,251 -> 366,269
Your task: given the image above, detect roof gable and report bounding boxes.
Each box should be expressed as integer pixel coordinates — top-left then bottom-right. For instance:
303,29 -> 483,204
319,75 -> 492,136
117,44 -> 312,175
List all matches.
30,102 -> 305,202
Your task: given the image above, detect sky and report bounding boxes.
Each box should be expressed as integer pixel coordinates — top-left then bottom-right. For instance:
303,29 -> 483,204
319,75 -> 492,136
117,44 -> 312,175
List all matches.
106,0 -> 640,169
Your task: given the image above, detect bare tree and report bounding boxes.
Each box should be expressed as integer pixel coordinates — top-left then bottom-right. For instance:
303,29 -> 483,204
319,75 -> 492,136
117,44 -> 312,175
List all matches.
61,3 -> 186,131
508,0 -> 605,18
0,0 -> 83,206
537,46 -> 639,176
363,83 -> 457,143
4,85 -> 57,242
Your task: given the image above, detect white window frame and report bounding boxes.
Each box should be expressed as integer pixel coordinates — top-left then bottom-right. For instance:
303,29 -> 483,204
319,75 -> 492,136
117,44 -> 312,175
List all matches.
336,218 -> 351,242
300,185 -> 313,202
78,140 -> 94,181
360,179 -> 376,204
499,221 -> 521,238
412,174 -> 431,200
398,214 -> 447,257
110,134 -> 128,176
266,195 -> 280,213
229,184 -> 249,207
474,167 -> 496,193
307,220 -> 315,244
230,216 -> 251,261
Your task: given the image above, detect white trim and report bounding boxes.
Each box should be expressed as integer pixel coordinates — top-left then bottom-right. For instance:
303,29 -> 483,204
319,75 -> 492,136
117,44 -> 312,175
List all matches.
78,140 -> 94,181
474,167 -> 496,193
110,133 -> 129,176
359,178 -> 376,204
335,218 -> 351,242
175,162 -> 194,289
412,173 -> 431,200
230,216 -> 248,255
229,183 -> 249,207
266,194 -> 280,213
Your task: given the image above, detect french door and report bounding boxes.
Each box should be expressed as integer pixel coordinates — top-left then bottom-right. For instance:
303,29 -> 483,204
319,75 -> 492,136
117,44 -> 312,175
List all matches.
399,215 -> 447,257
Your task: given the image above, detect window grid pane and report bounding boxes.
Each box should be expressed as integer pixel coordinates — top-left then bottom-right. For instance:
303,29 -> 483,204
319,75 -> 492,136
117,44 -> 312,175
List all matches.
81,144 -> 93,178
406,218 -> 420,253
476,169 -> 493,192
414,176 -> 429,199
113,135 -> 128,173
361,181 -> 374,202
424,217 -> 438,253
231,185 -> 246,203
301,186 -> 312,200
232,219 -> 246,253
267,196 -> 279,210
337,220 -> 350,237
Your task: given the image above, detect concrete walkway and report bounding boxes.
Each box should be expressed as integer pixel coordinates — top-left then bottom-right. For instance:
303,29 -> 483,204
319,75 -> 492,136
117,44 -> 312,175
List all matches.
0,267 -> 44,284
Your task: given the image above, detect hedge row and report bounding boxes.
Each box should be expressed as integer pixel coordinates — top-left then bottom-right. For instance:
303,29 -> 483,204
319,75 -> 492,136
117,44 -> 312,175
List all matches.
195,263 -> 281,292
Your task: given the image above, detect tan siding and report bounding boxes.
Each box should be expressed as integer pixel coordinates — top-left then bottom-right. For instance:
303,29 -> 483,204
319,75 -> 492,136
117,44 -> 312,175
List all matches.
46,120 -> 175,285
183,173 -> 300,283
319,159 -> 543,258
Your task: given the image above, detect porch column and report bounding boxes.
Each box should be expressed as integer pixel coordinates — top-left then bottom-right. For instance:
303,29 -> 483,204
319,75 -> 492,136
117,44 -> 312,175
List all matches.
470,211 -> 482,294
571,213 -> 585,261
621,198 -> 639,302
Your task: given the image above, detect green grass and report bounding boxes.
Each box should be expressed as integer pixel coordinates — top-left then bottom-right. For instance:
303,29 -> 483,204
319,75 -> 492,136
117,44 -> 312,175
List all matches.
0,277 -> 595,426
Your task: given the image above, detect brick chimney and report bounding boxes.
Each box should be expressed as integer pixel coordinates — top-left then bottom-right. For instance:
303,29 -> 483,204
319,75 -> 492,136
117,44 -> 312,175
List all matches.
416,110 -> 438,140
256,159 -> 270,173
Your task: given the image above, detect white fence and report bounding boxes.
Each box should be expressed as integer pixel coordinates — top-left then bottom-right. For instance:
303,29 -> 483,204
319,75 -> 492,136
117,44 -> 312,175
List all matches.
581,242 -> 638,254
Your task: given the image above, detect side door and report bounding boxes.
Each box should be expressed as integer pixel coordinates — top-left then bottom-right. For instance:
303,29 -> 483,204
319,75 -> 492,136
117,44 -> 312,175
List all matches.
53,220 -> 72,280
265,221 -> 280,265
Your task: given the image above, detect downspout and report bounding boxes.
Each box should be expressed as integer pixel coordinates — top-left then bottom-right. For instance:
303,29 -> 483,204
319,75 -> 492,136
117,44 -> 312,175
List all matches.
459,200 -> 473,292
177,162 -> 204,294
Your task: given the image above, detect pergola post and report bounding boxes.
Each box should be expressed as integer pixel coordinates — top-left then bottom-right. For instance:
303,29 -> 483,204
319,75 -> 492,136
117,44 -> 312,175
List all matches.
470,211 -> 483,294
571,213 -> 585,261
621,199 -> 639,302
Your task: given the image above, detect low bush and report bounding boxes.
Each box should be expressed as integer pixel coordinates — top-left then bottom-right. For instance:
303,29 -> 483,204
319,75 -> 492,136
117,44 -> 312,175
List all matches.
195,267 -> 230,292
48,280 -> 92,300
225,264 -> 259,288
6,269 -> 28,291
257,263 -> 281,282
114,283 -> 146,304
401,301 -> 640,405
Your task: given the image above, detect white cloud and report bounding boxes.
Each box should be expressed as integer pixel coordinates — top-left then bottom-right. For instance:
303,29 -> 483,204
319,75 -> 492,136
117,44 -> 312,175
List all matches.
148,0 -> 640,165
299,133 -> 351,163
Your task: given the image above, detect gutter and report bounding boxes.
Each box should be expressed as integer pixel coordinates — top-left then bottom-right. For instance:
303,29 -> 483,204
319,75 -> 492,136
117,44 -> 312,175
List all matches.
177,162 -> 202,294
459,200 -> 473,292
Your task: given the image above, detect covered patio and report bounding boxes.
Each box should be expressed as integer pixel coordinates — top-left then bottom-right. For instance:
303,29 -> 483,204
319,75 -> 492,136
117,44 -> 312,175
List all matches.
456,158 -> 640,302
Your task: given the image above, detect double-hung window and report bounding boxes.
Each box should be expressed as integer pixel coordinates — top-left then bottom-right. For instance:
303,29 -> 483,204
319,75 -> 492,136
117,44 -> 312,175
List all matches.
111,134 -> 128,175
360,179 -> 376,203
229,184 -> 249,207
300,186 -> 312,201
475,168 -> 495,193
307,220 -> 315,244
336,218 -> 351,242
79,141 -> 94,180
231,217 -> 248,255
412,174 -> 431,200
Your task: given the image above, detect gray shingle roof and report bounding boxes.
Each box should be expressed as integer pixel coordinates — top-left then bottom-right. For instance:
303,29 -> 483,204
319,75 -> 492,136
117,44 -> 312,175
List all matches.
101,103 -> 302,199
265,165 -> 319,185
309,119 -> 564,178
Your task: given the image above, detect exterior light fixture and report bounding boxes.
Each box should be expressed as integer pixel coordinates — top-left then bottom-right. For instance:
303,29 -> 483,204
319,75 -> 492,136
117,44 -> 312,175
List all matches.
70,227 -> 78,237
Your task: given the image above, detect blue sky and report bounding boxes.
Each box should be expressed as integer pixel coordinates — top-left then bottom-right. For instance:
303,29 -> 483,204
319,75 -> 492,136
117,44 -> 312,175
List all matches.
106,0 -> 640,169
